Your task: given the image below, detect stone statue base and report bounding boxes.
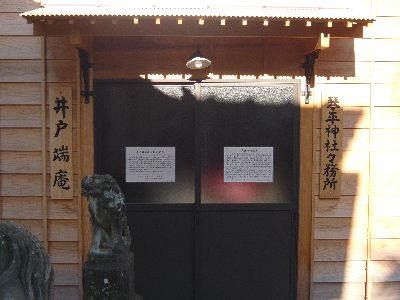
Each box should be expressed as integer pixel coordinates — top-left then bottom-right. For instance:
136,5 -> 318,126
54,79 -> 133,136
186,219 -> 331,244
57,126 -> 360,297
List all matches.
83,253 -> 141,300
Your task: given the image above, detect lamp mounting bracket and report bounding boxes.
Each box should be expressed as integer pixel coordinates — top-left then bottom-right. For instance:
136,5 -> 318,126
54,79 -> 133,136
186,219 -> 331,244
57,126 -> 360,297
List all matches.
78,48 -> 94,104
302,49 -> 320,102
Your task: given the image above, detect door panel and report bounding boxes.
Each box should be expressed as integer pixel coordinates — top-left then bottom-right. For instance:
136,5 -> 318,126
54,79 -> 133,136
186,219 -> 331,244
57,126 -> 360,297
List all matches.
199,208 -> 292,300
127,208 -> 194,300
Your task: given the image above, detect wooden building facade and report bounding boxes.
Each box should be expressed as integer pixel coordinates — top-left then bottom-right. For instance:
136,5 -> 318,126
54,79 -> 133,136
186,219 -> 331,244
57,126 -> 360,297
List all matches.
1,0 -> 400,299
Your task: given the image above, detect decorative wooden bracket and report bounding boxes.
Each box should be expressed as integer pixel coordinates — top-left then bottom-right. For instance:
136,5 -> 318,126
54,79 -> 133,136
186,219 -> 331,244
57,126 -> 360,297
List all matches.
78,48 -> 94,104
315,33 -> 330,51
302,33 -> 330,102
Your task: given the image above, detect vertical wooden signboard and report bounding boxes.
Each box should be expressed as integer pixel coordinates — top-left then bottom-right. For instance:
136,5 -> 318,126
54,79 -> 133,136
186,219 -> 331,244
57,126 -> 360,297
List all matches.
50,87 -> 73,199
320,96 -> 343,198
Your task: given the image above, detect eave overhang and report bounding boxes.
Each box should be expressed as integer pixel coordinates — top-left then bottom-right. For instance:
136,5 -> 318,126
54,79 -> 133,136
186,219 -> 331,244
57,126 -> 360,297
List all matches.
21,5 -> 373,38
21,6 -> 374,21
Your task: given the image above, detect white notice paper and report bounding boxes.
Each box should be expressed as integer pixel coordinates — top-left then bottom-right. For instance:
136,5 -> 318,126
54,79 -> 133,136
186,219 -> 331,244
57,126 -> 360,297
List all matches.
126,147 -> 175,182
224,147 -> 273,182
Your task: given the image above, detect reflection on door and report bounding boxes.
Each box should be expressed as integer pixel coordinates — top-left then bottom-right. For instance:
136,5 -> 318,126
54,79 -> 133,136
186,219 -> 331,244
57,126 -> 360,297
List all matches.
95,84 -> 196,203
200,85 -> 296,203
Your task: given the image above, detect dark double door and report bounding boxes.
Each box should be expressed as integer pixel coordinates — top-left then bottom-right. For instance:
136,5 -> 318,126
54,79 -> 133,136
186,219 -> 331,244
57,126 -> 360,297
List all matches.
94,81 -> 299,300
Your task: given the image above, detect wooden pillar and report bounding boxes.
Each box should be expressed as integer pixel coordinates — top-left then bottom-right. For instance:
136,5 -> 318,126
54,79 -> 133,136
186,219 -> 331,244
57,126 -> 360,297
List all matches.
79,53 -> 94,264
41,36 -> 48,251
297,84 -> 314,300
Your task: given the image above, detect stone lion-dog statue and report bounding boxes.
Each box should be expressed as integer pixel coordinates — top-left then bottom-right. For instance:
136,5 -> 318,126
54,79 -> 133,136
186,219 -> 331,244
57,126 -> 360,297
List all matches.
0,221 -> 54,300
82,174 -> 131,259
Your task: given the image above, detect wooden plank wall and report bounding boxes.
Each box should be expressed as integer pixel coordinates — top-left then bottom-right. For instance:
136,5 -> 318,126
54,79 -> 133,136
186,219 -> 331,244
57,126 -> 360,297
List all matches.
0,1 -> 81,299
313,57 -> 370,298
312,0 -> 400,298
369,1 -> 400,298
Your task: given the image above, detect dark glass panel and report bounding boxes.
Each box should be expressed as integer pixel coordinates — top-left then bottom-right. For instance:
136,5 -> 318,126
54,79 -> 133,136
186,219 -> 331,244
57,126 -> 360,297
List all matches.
95,82 -> 196,203
199,85 -> 296,203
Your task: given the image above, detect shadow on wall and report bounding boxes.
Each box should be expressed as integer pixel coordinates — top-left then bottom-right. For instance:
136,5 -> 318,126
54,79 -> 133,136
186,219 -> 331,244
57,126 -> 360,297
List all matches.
370,260 -> 400,298
92,36 -> 356,80
313,105 -> 373,299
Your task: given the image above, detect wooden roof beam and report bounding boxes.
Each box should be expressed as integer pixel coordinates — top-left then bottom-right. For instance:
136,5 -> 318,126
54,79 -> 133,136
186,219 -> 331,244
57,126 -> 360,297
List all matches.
69,29 -> 93,55
32,18 -> 366,39
315,33 -> 330,51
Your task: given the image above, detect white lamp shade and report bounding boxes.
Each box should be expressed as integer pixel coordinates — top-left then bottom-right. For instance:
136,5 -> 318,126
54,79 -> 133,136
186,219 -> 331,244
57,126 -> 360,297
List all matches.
186,54 -> 211,70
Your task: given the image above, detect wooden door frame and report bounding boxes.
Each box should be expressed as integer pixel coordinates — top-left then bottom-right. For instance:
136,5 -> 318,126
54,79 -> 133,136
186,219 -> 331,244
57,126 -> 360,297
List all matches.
298,82 -> 314,300
79,77 -> 313,299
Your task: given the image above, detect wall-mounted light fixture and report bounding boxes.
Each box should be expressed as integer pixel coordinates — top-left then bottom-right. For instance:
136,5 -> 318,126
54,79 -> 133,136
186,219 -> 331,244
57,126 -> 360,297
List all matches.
186,48 -> 211,70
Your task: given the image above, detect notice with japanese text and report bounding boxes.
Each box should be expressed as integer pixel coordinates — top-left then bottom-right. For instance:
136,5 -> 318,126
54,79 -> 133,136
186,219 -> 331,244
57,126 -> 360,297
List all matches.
126,147 -> 175,182
224,147 -> 273,182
